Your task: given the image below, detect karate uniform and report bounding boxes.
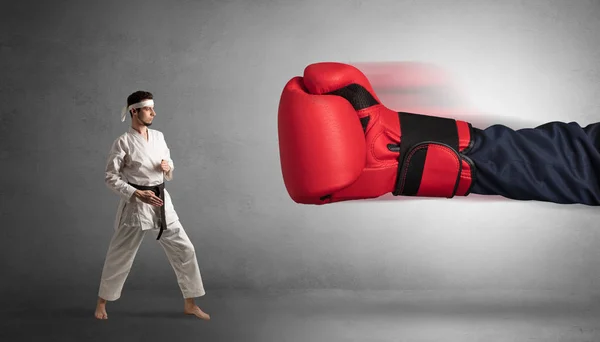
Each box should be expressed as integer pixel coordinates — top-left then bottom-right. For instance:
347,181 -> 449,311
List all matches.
98,127 -> 205,301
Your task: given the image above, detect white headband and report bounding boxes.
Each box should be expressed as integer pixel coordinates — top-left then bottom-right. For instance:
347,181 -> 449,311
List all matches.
121,99 -> 155,122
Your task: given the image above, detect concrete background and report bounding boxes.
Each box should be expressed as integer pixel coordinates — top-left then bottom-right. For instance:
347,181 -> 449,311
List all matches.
2,0 -> 600,301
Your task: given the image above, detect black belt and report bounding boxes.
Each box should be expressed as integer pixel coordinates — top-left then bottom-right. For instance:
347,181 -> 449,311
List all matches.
128,182 -> 166,240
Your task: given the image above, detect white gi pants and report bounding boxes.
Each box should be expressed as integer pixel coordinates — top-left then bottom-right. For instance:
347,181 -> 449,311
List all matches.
98,220 -> 206,301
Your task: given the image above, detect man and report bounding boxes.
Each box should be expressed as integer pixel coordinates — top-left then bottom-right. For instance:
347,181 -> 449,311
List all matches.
95,91 -> 210,320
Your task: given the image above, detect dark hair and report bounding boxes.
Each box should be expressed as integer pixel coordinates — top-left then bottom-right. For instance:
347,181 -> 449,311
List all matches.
127,90 -> 153,117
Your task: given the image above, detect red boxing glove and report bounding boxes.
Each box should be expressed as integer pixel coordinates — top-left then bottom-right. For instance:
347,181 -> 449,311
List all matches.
277,62 -> 476,205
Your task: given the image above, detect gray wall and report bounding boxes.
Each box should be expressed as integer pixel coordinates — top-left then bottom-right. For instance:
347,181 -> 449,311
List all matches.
2,0 -> 600,299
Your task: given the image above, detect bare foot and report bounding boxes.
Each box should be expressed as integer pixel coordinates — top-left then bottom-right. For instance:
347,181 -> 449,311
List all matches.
95,297 -> 108,320
184,303 -> 210,320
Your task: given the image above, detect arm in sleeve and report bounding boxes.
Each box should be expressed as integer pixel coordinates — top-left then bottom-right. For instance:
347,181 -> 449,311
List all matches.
465,121 -> 600,205
105,137 -> 137,200
162,133 -> 175,181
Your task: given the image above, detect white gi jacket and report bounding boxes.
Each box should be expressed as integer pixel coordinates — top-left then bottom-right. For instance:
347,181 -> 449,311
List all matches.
105,127 -> 179,231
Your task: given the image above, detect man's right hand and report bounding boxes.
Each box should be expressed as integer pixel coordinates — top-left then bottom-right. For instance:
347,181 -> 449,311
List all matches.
134,190 -> 163,206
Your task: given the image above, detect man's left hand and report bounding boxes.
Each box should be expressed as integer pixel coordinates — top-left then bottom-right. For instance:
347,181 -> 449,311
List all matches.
161,160 -> 171,172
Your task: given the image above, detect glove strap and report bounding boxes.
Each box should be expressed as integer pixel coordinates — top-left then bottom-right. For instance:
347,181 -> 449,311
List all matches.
392,112 -> 475,198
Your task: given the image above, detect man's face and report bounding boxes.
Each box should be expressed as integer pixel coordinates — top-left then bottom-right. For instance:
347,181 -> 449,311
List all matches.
133,105 -> 156,126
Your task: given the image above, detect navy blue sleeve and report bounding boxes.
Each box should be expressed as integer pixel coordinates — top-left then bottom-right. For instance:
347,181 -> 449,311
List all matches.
464,121 -> 600,206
